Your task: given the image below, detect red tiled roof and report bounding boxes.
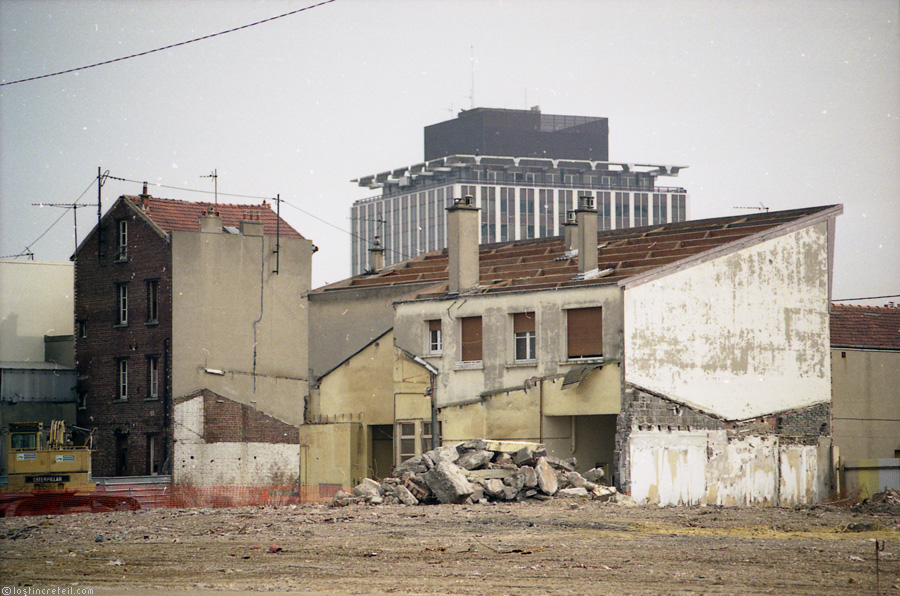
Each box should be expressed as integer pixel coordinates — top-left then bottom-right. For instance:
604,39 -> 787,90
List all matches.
314,205 -> 838,298
126,195 -> 304,239
830,304 -> 900,350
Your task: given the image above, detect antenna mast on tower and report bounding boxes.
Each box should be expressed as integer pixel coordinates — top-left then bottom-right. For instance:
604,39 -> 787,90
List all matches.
201,169 -> 218,205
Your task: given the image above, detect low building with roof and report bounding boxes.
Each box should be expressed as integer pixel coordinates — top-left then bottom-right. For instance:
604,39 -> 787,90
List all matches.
73,187 -> 313,483
309,198 -> 842,505
830,304 -> 900,494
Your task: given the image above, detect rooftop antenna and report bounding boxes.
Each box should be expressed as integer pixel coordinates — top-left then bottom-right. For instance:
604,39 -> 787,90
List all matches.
201,169 -> 218,205
273,194 -> 281,275
733,202 -> 769,213
30,201 -> 94,255
469,45 -> 475,109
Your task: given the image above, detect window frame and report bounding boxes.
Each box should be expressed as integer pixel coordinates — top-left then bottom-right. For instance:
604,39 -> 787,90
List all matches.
147,355 -> 159,400
117,219 -> 128,261
513,312 -> 536,363
116,283 -> 128,325
146,279 -> 159,324
117,358 -> 129,401
427,319 -> 442,355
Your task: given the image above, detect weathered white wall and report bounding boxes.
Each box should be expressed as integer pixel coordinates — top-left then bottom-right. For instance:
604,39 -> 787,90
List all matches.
0,261 -> 73,363
171,231 -> 312,426
624,223 -> 831,420
173,395 -> 300,487
629,430 -> 822,506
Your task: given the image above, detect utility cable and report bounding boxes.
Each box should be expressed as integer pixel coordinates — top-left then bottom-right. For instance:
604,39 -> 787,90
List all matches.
5,177 -> 97,259
833,294 -> 900,302
0,0 -> 337,87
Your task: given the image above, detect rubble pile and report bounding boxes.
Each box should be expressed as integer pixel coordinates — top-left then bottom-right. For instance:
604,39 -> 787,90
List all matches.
331,439 -> 627,507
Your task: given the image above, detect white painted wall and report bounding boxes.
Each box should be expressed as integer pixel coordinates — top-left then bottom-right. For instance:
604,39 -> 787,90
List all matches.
173,395 -> 300,487
624,223 -> 831,420
629,430 -> 822,506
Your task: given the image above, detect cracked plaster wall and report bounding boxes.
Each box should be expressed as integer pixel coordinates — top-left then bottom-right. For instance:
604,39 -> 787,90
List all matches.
624,223 -> 831,421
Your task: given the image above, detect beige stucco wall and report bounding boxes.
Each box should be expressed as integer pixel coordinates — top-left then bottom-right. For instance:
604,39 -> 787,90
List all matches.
832,348 -> 900,461
298,422 -> 362,488
393,284 -> 623,410
0,261 -> 74,363
624,223 -> 832,420
308,284 -> 433,378
310,331 -> 394,425
171,231 -> 312,427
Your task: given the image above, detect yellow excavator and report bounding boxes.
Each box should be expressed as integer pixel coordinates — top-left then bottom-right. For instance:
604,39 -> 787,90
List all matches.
1,421 -> 140,516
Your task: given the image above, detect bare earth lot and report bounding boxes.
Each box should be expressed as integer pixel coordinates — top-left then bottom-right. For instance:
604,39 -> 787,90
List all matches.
2,499 -> 899,596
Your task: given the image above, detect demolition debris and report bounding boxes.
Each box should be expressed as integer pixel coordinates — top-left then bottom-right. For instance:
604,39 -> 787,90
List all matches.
331,439 -> 632,507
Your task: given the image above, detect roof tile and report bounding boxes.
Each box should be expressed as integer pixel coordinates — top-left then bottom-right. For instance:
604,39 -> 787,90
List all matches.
830,304 -> 900,350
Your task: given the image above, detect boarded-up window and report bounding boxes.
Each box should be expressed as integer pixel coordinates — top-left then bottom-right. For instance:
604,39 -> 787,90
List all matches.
460,316 -> 483,362
567,307 -> 602,358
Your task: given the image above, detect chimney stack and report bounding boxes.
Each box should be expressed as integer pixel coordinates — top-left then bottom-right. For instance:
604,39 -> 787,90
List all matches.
563,209 -> 578,254
368,236 -> 385,272
140,182 -> 151,211
447,195 -> 480,294
199,208 -> 222,233
576,195 -> 598,276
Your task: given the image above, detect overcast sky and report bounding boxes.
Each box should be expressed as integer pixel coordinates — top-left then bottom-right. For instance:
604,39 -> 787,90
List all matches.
2,0 -> 898,302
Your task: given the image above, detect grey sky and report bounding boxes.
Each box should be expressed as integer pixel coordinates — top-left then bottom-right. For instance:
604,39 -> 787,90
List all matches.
1,0 -> 898,301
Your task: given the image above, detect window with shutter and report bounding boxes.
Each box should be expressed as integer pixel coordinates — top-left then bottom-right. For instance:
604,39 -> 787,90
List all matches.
460,316 -> 483,362
427,319 -> 442,354
566,307 -> 603,359
513,312 -> 536,361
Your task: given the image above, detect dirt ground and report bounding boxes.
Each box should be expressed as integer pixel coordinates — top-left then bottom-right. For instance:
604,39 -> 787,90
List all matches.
2,498 -> 900,596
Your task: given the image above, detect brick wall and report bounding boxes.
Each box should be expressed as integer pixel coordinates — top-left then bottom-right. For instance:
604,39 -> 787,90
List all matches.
75,198 -> 173,477
187,389 -> 299,444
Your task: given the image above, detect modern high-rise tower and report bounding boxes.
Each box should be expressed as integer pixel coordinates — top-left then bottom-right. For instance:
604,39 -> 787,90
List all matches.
350,107 -> 688,274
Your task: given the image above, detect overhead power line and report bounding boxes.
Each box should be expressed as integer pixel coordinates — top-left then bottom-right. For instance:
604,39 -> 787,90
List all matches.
0,0 -> 337,87
833,294 -> 900,302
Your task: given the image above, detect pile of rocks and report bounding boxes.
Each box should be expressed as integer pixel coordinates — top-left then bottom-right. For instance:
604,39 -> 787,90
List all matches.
331,439 -> 627,507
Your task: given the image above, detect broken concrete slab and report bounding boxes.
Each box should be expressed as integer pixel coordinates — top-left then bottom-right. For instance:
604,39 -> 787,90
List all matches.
352,478 -> 383,500
423,460 -> 474,504
513,447 -> 535,466
545,456 -> 576,472
393,484 -> 419,506
456,449 -> 494,470
583,467 -> 605,484
482,478 -> 505,498
520,465 -> 537,488
465,468 -> 516,481
534,457 -> 558,495
395,455 -> 429,475
558,487 -> 590,498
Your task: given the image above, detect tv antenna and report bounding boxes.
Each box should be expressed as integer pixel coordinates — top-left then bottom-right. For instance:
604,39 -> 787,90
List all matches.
734,202 -> 769,213
201,169 -> 218,205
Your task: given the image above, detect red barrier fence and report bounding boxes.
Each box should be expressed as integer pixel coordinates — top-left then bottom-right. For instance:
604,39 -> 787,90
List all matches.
0,483 -> 349,517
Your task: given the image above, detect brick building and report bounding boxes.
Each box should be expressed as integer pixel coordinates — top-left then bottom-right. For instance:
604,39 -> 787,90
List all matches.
74,189 -> 312,480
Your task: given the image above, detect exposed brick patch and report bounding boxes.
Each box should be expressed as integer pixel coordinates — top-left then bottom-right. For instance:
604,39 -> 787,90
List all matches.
183,389 -> 299,445
614,383 -> 831,494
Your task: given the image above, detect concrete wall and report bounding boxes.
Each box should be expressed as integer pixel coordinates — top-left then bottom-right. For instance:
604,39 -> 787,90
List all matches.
308,284 -> 433,379
629,430 -> 825,506
832,348 -> 900,461
0,261 -> 74,363
624,223 -> 831,420
171,231 -> 312,427
173,394 -> 300,487
393,284 -> 623,409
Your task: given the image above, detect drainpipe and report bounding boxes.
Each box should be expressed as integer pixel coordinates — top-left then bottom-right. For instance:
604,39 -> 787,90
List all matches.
539,379 -> 544,444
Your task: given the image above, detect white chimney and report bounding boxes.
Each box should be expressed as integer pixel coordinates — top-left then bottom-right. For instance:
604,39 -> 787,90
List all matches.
199,207 -> 222,233
576,195 -> 598,276
447,195 -> 480,294
369,236 -> 385,272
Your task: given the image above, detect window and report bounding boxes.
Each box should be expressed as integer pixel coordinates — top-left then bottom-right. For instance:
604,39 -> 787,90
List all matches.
116,283 -> 128,325
77,320 -> 87,338
398,421 -> 416,464
460,316 -> 482,362
395,420 -> 441,467
147,356 -> 159,399
514,312 -> 536,362
427,320 -> 442,354
117,359 -> 128,400
77,392 -> 87,410
147,435 -> 160,476
567,307 -> 603,359
147,279 -> 159,323
117,220 -> 128,260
